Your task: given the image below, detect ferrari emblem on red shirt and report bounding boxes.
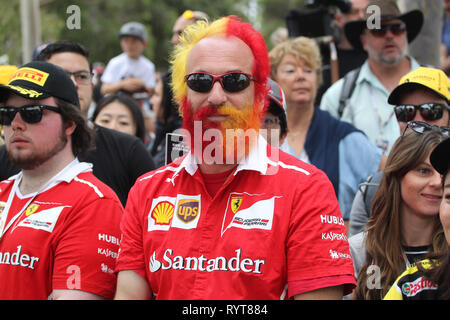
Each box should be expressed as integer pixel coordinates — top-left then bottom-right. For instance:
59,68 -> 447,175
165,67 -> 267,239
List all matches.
231,197 -> 243,214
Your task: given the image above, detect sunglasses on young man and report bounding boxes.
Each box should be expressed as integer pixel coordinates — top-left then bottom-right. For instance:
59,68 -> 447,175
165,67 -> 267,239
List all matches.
185,72 -> 255,93
394,103 -> 450,122
368,23 -> 406,37
402,120 -> 450,137
0,104 -> 61,125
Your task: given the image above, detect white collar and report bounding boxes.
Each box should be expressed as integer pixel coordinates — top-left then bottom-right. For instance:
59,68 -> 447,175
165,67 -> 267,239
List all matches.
172,135 -> 269,179
8,158 -> 93,195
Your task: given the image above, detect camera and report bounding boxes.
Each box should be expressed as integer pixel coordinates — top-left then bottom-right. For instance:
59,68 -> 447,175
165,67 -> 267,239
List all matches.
286,0 -> 352,38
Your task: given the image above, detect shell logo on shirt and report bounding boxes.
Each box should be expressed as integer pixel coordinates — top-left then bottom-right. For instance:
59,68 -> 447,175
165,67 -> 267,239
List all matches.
148,196 -> 177,232
151,201 -> 174,225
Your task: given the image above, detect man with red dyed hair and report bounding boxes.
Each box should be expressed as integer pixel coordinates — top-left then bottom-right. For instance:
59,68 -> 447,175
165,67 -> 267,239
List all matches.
114,16 -> 356,300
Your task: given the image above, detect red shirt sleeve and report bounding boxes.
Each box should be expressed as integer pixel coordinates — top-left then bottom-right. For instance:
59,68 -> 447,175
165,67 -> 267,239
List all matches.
288,275 -> 356,298
115,183 -> 148,280
52,197 -> 123,299
287,169 -> 356,287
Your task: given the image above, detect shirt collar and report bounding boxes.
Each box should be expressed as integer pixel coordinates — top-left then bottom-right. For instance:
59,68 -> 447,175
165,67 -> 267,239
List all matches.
172,135 -> 269,179
9,158 -> 93,186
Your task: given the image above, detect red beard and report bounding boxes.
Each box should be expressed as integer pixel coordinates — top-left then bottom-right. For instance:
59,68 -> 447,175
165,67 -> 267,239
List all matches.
180,99 -> 263,165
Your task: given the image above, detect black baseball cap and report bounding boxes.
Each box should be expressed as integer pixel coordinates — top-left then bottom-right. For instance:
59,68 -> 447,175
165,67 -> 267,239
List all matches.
430,138 -> 450,175
0,61 -> 79,107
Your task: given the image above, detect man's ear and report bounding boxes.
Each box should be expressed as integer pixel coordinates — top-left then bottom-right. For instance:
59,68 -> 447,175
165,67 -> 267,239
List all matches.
65,120 -> 76,136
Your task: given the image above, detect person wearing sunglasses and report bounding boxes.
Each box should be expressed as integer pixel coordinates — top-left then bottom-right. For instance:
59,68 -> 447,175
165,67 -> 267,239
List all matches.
320,0 -> 423,154
0,61 -> 123,299
115,16 -> 356,300
349,66 -> 450,237
349,127 -> 448,299
0,41 -> 155,207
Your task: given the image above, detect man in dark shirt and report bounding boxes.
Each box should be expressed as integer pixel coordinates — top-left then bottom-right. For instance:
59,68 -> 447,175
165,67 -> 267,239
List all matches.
0,41 -> 155,206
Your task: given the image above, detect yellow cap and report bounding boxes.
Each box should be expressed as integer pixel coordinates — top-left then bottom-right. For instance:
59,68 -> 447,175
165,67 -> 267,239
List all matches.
0,65 -> 18,85
388,67 -> 450,105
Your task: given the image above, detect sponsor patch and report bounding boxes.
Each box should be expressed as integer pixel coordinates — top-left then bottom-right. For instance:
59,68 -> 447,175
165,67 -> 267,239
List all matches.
401,277 -> 438,297
148,197 -> 176,231
230,197 -> 243,214
10,67 -> 49,86
17,206 -> 65,233
6,85 -> 43,98
221,192 -> 277,236
25,204 -> 39,217
172,194 -> 201,229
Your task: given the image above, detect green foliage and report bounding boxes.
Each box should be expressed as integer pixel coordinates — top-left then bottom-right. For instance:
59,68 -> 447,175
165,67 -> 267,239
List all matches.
0,0 -> 311,69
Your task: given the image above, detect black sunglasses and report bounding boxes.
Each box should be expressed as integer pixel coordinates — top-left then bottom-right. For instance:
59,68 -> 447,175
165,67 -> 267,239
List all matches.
394,103 -> 449,122
368,23 -> 407,37
402,121 -> 450,137
0,104 -> 61,125
185,72 -> 255,93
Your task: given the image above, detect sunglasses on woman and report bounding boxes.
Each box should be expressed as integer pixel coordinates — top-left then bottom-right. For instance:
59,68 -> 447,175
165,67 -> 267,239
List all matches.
0,104 -> 61,125
185,72 -> 255,93
402,120 -> 450,137
394,103 -> 449,122
368,23 -> 406,37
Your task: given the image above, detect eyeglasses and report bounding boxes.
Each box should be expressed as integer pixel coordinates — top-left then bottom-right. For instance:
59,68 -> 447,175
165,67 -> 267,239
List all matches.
185,72 -> 255,93
368,23 -> 407,37
66,70 -> 92,85
0,104 -> 61,125
402,121 -> 450,137
394,103 -> 449,122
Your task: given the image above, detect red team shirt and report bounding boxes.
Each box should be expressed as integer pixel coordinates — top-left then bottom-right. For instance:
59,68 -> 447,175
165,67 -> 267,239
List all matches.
0,160 -> 123,299
116,138 -> 356,299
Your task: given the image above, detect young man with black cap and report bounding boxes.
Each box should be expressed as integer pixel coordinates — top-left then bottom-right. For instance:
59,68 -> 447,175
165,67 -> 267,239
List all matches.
0,61 -> 123,299
320,0 -> 424,154
0,41 -> 156,206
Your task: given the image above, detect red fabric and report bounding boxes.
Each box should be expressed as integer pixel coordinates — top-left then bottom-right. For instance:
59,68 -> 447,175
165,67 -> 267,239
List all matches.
116,140 -> 356,299
200,168 -> 235,198
0,171 -> 122,299
289,275 -> 356,298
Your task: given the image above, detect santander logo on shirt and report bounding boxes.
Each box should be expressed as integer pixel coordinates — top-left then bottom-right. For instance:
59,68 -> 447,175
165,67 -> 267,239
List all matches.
149,248 -> 266,274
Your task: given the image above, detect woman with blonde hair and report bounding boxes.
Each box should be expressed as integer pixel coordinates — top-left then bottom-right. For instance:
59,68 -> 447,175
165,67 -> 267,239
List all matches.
269,37 -> 384,225
351,123 -> 449,299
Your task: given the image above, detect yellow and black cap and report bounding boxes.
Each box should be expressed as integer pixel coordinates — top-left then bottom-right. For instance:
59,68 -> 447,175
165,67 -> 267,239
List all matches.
0,61 -> 79,107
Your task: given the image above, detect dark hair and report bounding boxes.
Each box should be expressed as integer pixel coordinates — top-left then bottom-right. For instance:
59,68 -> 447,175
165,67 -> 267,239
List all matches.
267,102 -> 288,138
92,93 -> 146,142
55,98 -> 93,156
35,40 -> 92,72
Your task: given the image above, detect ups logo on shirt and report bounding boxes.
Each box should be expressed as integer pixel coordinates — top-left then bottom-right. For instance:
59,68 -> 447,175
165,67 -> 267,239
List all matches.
177,199 -> 199,223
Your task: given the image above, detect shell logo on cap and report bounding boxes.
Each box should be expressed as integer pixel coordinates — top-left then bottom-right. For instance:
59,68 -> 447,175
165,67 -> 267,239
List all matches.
10,67 -> 49,87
